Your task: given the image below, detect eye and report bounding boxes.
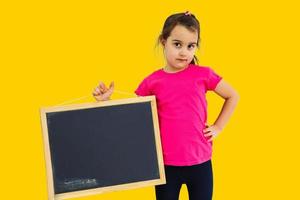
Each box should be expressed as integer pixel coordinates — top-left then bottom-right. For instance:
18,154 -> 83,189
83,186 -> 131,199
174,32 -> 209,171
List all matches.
188,44 -> 196,50
173,42 -> 181,48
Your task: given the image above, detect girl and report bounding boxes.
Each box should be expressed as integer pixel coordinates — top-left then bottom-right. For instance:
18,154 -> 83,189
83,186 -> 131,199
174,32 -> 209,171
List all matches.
92,11 -> 239,200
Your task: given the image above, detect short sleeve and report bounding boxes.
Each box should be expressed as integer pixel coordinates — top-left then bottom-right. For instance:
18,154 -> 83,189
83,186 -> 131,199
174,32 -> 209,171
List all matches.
206,67 -> 223,91
134,77 -> 152,96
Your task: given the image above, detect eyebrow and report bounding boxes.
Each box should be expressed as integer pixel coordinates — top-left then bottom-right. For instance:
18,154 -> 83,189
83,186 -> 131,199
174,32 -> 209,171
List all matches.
172,39 -> 197,45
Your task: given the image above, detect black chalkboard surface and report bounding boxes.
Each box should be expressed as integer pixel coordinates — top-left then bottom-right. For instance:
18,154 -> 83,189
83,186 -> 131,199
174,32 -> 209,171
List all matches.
40,96 -> 165,200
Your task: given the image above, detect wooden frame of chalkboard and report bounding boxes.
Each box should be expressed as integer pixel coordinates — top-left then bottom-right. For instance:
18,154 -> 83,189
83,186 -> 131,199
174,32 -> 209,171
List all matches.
40,95 -> 166,200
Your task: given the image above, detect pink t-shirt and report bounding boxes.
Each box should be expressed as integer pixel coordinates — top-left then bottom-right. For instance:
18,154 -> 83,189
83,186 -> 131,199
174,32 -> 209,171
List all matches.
134,64 -> 222,166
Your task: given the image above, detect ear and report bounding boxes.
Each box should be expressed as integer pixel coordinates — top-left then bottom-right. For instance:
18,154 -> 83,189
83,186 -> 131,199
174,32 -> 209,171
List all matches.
160,39 -> 166,47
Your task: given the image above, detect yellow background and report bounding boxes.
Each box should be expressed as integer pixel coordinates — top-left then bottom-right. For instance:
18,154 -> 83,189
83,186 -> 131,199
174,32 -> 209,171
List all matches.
1,0 -> 299,199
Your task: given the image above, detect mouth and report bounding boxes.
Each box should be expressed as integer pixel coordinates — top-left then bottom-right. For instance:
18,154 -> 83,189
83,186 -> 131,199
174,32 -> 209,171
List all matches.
176,58 -> 188,62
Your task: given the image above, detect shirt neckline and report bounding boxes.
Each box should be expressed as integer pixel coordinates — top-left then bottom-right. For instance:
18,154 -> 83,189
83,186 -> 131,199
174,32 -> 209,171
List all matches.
160,64 -> 192,75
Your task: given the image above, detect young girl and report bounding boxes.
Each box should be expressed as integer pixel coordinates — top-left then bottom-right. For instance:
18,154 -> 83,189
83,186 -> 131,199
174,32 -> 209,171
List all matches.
92,11 -> 239,200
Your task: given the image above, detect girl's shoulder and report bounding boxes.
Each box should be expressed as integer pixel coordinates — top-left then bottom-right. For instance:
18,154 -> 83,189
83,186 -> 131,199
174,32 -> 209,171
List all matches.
189,64 -> 214,74
144,67 -> 164,79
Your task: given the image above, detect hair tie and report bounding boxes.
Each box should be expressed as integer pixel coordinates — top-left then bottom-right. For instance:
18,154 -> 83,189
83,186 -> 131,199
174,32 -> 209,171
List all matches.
184,11 -> 192,16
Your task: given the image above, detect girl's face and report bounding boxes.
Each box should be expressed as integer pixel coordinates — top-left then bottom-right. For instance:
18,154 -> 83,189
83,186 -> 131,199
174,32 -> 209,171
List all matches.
162,25 -> 198,72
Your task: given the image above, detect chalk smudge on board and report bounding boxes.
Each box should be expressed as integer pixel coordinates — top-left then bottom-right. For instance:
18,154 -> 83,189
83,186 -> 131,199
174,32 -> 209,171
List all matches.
57,178 -> 98,192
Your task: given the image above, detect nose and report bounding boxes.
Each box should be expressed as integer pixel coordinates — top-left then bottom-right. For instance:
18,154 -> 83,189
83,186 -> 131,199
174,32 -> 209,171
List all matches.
179,48 -> 187,57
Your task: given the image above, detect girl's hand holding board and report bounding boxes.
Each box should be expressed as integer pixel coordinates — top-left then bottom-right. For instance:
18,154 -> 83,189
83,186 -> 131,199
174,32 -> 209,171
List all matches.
93,81 -> 114,101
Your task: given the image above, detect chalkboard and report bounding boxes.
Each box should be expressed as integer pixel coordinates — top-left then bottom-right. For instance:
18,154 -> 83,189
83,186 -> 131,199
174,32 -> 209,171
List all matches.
40,96 -> 165,200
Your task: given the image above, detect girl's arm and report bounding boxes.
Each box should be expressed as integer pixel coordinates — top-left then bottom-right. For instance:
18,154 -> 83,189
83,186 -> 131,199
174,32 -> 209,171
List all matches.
213,79 -> 239,130
203,79 -> 240,141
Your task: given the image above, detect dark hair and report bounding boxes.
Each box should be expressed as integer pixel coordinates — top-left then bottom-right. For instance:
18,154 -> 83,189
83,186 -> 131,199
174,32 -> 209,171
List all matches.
157,12 -> 201,64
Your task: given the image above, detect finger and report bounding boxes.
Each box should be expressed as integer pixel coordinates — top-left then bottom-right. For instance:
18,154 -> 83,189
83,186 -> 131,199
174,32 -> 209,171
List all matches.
96,87 -> 101,93
104,82 -> 114,95
98,81 -> 105,88
99,87 -> 106,93
206,130 -> 215,135
99,85 -> 109,93
109,81 -> 115,89
103,86 -> 109,93
93,89 -> 102,96
92,91 -> 98,96
204,132 -> 213,137
95,87 -> 103,95
93,91 -> 99,96
203,127 -> 211,133
98,82 -> 107,91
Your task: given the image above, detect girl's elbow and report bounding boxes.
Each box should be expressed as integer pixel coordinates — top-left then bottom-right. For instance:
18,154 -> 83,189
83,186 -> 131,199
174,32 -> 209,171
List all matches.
232,91 -> 240,103
234,91 -> 240,100
226,91 -> 239,101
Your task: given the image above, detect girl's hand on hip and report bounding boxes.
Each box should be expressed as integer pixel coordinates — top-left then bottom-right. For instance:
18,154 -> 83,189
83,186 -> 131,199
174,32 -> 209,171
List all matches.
203,124 -> 222,142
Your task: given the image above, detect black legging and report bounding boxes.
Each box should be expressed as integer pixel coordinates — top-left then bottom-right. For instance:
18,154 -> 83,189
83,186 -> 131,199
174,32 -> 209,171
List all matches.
155,159 -> 213,200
